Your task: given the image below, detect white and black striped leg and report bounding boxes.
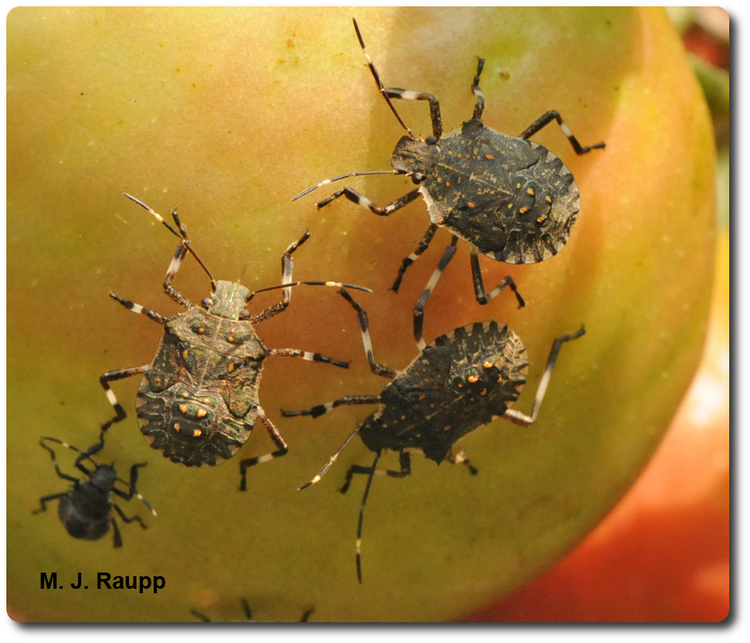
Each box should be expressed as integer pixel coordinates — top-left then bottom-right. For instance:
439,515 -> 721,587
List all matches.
471,57 -> 485,121
503,325 -> 586,427
336,288 -> 397,378
413,236 -> 459,350
341,450 -> 411,583
124,193 -> 216,301
383,87 -> 443,141
109,293 -> 167,325
446,449 -> 478,475
238,406 -> 288,491
246,231 -> 310,322
267,347 -> 350,370
38,436 -> 95,480
391,224 -> 438,293
112,462 -> 157,517
519,111 -> 606,155
282,394 -> 382,420
470,252 -> 526,308
99,365 -> 150,432
315,186 -> 421,216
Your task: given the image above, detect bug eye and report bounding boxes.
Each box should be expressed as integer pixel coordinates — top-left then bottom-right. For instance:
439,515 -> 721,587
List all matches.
425,135 -> 437,146
201,297 -> 213,308
240,309 -> 250,318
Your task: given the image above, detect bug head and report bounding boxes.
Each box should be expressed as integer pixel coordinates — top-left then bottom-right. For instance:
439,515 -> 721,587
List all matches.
391,136 -> 440,183
203,280 -> 251,320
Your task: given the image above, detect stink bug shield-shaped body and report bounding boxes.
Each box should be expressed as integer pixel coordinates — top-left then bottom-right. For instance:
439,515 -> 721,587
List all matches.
295,19 -> 604,348
33,429 -> 156,548
284,299 -> 585,581
100,194 -> 370,489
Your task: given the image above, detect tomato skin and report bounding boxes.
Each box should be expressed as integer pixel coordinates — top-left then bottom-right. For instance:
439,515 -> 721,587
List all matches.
461,235 -> 729,623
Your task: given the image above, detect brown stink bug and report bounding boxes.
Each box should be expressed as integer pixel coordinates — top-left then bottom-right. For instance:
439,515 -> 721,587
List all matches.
283,289 -> 585,581
294,18 -> 604,348
100,194 -> 371,490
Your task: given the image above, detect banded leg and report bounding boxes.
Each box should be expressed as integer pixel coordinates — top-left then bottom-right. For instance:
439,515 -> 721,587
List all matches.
336,288 -> 397,378
112,463 -> 156,517
391,224 -> 438,293
315,185 -> 421,216
109,293 -> 167,325
471,57 -> 485,121
341,450 -> 411,583
267,347 -> 350,370
246,231 -> 309,322
99,365 -> 149,432
503,325 -> 586,427
238,406 -> 289,491
470,252 -> 526,308
282,394 -> 382,420
446,449 -> 478,476
519,111 -> 605,155
414,236 -> 459,350
124,193 -> 217,304
38,436 -> 96,479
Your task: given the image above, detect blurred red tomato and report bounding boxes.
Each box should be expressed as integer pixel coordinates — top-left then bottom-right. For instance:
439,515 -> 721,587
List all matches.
461,234 -> 729,623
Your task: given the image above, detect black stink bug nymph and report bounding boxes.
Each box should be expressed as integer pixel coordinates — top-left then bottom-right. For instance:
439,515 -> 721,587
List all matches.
33,428 -> 156,548
294,19 -> 604,348
100,194 -> 371,489
284,295 -> 585,581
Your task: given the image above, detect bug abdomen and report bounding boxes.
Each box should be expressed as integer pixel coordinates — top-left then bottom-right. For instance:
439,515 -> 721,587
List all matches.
58,490 -> 111,540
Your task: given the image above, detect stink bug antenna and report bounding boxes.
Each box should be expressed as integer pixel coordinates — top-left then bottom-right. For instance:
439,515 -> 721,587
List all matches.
353,18 -> 415,140
293,170 -> 404,202
298,429 -> 361,490
123,193 -> 217,290
246,281 -> 371,304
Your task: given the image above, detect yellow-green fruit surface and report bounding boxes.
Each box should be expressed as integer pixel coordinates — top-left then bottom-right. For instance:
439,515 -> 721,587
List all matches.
7,7 -> 715,622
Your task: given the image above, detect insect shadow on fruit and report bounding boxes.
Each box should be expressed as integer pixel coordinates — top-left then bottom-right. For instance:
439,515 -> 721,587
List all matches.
294,18 -> 604,349
100,194 -> 371,489
283,289 -> 585,582
33,427 -> 156,548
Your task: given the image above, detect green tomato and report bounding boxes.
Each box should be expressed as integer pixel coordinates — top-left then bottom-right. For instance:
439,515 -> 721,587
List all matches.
7,7 -> 715,622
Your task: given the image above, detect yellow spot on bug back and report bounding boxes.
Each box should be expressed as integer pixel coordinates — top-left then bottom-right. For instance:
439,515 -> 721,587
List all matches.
457,153 -> 463,158
483,361 -> 494,369
486,154 -> 494,160
228,363 -> 235,372
508,203 -> 514,209
443,425 -> 451,432
192,429 -> 202,438
198,327 -> 205,334
197,409 -> 207,418
468,375 -> 479,383
445,181 -> 451,187
516,182 -> 522,189
497,374 -> 503,382
537,215 -> 548,224
519,207 -> 529,214
481,389 -> 487,395
527,187 -> 535,196
182,349 -> 189,359
546,195 -> 553,203
181,391 -> 190,398
467,202 -> 475,208
179,404 -> 188,414
227,335 -> 235,343
173,423 -> 181,432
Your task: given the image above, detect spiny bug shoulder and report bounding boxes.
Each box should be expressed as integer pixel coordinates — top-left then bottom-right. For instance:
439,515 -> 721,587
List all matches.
100,194 -> 370,487
283,289 -> 585,582
32,430 -> 155,548
295,18 -> 604,347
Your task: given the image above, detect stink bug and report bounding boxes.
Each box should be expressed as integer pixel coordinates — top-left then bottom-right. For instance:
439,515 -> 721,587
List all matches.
284,296 -> 584,581
294,18 -> 604,348
33,428 -> 156,548
100,194 -> 371,489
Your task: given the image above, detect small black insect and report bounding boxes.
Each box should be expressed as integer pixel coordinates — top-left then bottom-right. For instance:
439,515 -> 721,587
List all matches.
284,299 -> 584,581
295,18 -> 604,348
191,598 -> 314,623
100,194 -> 371,489
33,429 -> 155,548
